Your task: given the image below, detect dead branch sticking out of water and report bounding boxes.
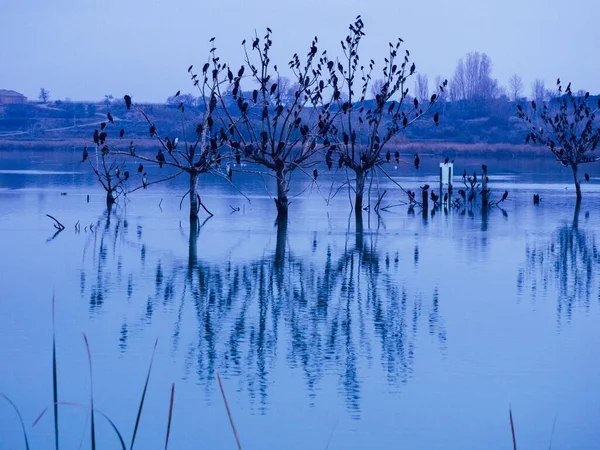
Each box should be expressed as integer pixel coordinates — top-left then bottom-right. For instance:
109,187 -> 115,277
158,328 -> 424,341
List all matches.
46,214 -> 65,231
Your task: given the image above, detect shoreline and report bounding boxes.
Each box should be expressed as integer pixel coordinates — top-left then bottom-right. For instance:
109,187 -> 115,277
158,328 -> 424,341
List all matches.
0,138 -> 547,158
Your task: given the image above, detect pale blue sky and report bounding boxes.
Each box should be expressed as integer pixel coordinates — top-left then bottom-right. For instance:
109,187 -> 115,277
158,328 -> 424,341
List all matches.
1,0 -> 598,103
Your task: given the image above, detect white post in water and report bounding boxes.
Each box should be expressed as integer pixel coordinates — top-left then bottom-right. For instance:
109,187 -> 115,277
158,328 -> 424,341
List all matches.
439,162 -> 454,205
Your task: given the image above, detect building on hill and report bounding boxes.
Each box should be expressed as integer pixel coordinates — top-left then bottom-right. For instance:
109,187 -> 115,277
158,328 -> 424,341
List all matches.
0,89 -> 27,105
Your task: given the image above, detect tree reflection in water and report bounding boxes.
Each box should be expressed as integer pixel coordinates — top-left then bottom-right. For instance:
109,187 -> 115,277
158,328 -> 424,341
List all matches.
519,201 -> 600,323
81,213 -> 446,416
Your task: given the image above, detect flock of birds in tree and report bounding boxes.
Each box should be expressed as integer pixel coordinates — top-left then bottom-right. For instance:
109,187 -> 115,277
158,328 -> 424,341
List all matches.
83,104 -> 599,211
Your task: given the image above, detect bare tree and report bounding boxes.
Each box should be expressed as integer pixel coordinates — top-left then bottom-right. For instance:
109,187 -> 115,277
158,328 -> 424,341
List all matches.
517,81 -> 600,200
202,29 -> 335,218
531,78 -> 545,103
333,16 -> 445,218
38,88 -> 50,103
450,52 -> 499,101
414,74 -> 429,104
507,74 -> 524,101
370,79 -> 385,99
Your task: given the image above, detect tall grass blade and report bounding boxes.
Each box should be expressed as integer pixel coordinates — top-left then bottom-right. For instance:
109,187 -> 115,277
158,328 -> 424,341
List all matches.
82,333 -> 96,450
0,393 -> 30,450
548,415 -> 557,450
216,371 -> 242,450
33,401 -> 126,450
509,405 -> 517,450
130,338 -> 158,450
164,383 -> 175,450
52,293 -> 59,450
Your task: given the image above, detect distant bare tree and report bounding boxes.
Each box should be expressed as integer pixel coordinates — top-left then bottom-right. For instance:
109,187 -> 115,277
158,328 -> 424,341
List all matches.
414,74 -> 429,103
166,93 -> 197,106
450,52 -> 499,101
517,81 -> 600,200
370,79 -> 385,99
507,74 -> 524,101
38,88 -> 50,103
531,78 -> 545,103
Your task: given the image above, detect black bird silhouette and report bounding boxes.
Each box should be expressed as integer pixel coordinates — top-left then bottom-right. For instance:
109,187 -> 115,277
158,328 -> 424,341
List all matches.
166,137 -> 173,153
99,132 -> 107,144
142,173 -> 148,189
149,125 -> 156,137
137,164 -> 144,174
533,193 -> 540,205
386,150 -> 391,162
444,156 -> 449,164
421,184 -> 430,191
414,153 -> 420,169
129,141 -> 135,156
482,164 -> 487,174
407,190 -> 416,203
124,95 -> 132,110
175,90 -> 180,97
458,189 -> 466,200
100,122 -> 106,131
500,190 -> 508,202
156,149 -> 165,168
313,168 -> 318,180
395,151 -> 400,164
101,145 -> 109,155
202,63 -> 210,74
82,146 -> 88,162
430,191 -> 439,203
119,129 -> 125,139
462,169 -> 467,180
235,149 -> 241,165
93,129 -> 99,144
124,171 -> 130,180
227,166 -> 233,181
443,192 -> 448,203
472,171 -> 477,183
115,167 -> 121,178
326,152 -> 333,170
107,112 -> 114,124
338,155 -> 344,169
585,173 -> 590,182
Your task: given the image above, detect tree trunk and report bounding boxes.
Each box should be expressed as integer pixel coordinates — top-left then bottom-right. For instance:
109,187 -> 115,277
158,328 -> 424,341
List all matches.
190,171 -> 200,221
106,189 -> 116,208
274,215 -> 288,269
274,167 -> 289,217
571,164 -> 582,200
354,169 -> 367,218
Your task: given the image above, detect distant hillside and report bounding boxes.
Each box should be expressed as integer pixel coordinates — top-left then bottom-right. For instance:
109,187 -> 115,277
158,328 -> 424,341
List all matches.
1,95 -> 597,157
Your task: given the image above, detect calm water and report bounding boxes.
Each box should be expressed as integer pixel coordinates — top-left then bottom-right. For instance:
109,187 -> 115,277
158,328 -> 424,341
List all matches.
1,150 -> 600,449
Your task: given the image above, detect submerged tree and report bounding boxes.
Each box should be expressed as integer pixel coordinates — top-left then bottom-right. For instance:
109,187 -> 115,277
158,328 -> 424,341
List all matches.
517,81 -> 600,199
200,29 -> 336,217
331,16 -> 446,218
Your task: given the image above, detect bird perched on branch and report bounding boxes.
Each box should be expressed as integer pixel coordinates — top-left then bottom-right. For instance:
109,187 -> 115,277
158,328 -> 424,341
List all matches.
414,153 -> 420,169
156,149 -> 165,168
482,164 -> 488,175
227,166 -> 233,181
82,145 -> 88,162
142,173 -> 148,189
462,169 -> 467,181
313,168 -> 318,180
137,163 -> 144,174
585,173 -> 590,182
421,184 -> 430,191
386,150 -> 391,163
107,112 -> 114,124
129,141 -> 135,156
430,190 -> 439,203
444,156 -> 449,164
533,193 -> 540,205
500,190 -> 508,202
124,171 -> 130,180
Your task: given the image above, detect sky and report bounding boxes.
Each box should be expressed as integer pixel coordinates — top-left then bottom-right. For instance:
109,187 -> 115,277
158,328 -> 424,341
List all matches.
1,0 -> 598,103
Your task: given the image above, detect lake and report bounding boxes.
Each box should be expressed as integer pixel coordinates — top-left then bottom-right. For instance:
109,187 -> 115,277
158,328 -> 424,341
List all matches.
1,149 -> 599,449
